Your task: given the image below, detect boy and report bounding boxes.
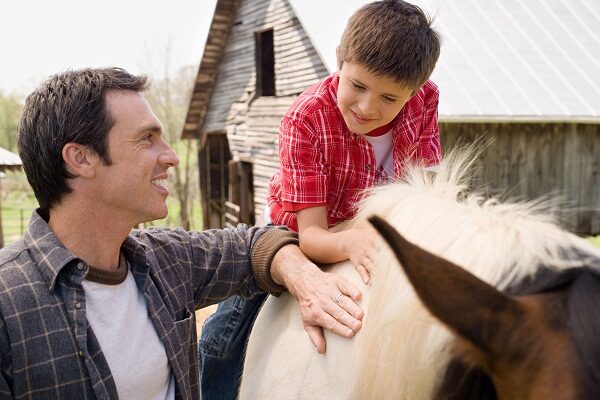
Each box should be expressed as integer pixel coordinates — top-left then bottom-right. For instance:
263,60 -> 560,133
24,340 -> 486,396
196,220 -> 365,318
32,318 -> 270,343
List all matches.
268,0 -> 441,283
199,1 -> 441,398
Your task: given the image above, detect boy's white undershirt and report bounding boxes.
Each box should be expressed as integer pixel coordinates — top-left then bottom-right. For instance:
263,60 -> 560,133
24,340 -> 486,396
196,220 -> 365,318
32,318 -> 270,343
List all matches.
364,130 -> 394,180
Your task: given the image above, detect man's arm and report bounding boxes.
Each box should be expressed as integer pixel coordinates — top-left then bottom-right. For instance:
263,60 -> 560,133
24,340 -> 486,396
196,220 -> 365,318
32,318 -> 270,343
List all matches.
268,243 -> 364,354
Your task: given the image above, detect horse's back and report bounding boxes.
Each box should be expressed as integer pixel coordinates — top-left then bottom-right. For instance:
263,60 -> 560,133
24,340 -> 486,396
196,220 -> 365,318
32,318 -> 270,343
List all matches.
240,261 -> 369,400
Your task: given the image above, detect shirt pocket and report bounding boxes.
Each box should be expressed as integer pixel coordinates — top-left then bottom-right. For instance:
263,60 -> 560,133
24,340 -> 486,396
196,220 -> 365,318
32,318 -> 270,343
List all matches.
173,307 -> 194,346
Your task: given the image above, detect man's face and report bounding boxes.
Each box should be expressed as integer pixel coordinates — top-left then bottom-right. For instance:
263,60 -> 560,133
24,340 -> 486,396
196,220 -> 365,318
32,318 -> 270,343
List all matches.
93,90 -> 179,225
337,62 -> 414,135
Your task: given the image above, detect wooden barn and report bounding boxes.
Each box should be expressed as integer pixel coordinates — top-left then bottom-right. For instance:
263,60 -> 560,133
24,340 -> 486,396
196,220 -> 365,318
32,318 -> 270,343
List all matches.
182,0 -> 600,234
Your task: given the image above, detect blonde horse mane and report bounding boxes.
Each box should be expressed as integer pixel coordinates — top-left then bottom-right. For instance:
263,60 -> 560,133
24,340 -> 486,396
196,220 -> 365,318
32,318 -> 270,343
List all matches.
342,144 -> 600,400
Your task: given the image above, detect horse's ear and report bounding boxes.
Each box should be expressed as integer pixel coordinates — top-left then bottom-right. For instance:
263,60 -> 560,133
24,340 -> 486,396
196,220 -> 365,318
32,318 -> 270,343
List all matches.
368,215 -> 526,356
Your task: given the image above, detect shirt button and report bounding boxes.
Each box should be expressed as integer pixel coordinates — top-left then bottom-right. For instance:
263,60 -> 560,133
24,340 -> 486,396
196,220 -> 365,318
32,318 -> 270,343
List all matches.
366,164 -> 372,170
77,263 -> 84,271
78,350 -> 85,357
74,302 -> 82,309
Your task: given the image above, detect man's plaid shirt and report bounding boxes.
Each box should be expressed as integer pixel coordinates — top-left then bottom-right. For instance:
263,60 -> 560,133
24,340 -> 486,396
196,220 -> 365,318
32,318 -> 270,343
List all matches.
0,210 -> 296,399
267,73 -> 442,232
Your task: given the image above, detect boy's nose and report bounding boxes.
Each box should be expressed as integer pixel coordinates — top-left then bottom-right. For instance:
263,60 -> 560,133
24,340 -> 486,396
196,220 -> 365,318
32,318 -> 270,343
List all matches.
357,95 -> 376,116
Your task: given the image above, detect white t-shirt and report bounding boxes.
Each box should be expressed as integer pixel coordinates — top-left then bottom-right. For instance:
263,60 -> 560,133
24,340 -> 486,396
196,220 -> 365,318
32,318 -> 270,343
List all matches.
82,264 -> 175,400
363,131 -> 394,183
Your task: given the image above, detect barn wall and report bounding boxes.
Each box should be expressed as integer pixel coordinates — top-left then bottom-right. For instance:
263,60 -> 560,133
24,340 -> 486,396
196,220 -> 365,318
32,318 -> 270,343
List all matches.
202,0 -> 328,134
440,122 -> 600,235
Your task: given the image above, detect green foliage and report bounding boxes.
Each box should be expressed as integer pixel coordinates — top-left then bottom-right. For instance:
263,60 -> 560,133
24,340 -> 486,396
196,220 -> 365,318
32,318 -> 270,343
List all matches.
0,93 -> 23,152
589,235 -> 600,248
145,193 -> 203,231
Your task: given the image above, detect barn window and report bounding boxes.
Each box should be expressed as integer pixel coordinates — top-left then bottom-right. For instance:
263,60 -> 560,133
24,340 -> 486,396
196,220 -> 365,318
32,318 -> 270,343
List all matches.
255,29 -> 275,96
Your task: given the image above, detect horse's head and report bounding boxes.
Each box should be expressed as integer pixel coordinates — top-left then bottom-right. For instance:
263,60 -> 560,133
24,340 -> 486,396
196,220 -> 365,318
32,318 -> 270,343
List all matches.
370,215 -> 600,400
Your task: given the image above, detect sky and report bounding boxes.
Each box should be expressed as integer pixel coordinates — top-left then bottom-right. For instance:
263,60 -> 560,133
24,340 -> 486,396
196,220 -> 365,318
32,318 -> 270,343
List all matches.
0,0 -> 217,97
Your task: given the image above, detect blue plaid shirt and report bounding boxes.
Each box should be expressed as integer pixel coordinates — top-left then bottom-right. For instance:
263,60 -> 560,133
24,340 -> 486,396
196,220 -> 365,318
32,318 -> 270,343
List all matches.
0,210 -> 296,399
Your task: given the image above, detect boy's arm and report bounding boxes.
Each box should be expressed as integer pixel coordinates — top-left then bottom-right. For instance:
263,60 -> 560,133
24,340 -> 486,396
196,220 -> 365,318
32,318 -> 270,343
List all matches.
297,206 -> 377,284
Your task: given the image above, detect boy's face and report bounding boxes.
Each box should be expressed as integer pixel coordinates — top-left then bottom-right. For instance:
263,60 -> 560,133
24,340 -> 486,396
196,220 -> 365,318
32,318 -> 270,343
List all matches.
337,62 -> 414,135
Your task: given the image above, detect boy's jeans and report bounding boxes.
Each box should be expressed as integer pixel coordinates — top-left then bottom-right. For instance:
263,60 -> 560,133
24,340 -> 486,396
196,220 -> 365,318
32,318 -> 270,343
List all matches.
198,292 -> 268,400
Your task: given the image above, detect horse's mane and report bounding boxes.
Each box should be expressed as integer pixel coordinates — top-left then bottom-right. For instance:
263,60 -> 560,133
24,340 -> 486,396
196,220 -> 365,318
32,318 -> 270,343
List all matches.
343,145 -> 600,400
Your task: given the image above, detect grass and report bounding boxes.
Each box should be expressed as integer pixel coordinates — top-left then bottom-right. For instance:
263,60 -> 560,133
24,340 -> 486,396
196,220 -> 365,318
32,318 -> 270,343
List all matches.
1,187 -> 37,245
589,236 -> 600,248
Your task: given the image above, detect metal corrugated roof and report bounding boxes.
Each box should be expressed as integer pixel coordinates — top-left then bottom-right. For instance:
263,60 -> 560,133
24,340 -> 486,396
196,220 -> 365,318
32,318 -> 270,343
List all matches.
289,0 -> 600,122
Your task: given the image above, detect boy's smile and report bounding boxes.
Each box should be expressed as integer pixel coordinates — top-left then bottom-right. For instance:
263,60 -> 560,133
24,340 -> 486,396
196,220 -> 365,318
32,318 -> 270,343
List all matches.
337,62 -> 414,135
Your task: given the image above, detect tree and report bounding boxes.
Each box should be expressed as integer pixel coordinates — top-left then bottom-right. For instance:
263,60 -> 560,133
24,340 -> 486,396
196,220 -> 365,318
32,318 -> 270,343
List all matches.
0,93 -> 23,152
145,64 -> 199,230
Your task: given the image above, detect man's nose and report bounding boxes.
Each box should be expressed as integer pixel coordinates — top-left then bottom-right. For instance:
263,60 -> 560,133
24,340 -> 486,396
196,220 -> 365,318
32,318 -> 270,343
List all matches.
160,142 -> 180,167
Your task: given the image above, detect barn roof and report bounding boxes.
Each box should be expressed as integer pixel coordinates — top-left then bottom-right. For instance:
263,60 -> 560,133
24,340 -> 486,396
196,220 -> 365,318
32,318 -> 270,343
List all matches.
183,0 -> 600,138
290,0 -> 600,122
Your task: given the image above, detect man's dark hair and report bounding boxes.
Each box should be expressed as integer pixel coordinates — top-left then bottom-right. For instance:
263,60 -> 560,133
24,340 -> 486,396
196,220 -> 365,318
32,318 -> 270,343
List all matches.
17,67 -> 148,210
338,0 -> 442,90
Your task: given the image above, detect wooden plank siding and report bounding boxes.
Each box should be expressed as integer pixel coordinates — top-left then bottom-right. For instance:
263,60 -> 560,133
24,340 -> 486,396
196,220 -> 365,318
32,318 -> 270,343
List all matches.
183,0 -> 243,139
200,0 -> 327,135
440,122 -> 600,235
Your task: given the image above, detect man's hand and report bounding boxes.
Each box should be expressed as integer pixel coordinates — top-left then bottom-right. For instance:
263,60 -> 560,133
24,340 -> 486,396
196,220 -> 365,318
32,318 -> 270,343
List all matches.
270,244 -> 364,354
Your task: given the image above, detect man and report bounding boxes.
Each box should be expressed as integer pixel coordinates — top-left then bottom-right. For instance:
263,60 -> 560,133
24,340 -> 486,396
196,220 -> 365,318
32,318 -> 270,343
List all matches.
0,68 -> 364,399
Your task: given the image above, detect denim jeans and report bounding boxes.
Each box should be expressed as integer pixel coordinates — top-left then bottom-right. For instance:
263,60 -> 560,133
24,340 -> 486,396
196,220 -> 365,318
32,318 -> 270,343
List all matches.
198,292 -> 268,400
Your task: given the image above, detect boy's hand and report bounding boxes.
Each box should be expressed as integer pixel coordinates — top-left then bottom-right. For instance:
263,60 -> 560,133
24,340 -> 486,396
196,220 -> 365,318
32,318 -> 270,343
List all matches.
342,227 -> 378,285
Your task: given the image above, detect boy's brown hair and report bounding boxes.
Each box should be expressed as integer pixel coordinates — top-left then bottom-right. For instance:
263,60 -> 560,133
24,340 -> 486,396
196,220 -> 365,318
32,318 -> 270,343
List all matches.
337,0 -> 441,91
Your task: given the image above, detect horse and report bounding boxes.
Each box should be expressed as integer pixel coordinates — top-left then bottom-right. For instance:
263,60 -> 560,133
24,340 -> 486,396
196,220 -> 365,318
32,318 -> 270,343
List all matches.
239,146 -> 600,399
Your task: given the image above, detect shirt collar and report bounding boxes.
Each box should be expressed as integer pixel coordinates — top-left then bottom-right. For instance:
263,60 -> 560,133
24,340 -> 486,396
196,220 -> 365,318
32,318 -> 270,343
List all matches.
22,209 -> 150,292
329,72 -> 340,102
23,209 -> 79,292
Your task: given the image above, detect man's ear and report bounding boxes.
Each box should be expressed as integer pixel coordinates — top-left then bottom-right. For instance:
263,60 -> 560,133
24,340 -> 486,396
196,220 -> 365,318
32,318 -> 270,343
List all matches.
62,143 -> 97,178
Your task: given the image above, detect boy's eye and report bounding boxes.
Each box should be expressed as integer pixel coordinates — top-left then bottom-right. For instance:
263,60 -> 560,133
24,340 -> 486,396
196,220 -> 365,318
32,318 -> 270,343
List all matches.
382,96 -> 397,103
351,82 -> 365,90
